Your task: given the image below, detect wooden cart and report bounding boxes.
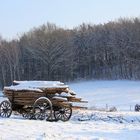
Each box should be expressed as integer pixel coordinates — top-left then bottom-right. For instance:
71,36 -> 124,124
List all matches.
0,81 -> 87,121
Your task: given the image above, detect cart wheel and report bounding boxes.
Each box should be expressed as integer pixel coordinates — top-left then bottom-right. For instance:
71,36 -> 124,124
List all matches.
0,100 -> 12,118
22,107 -> 34,119
54,106 -> 72,122
33,97 -> 52,120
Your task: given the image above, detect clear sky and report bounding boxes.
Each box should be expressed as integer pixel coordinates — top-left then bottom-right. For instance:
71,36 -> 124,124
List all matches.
0,0 -> 140,39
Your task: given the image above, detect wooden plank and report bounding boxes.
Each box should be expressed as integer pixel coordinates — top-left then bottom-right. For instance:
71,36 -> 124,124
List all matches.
67,97 -> 82,102
72,106 -> 88,109
53,102 -> 71,107
77,100 -> 88,103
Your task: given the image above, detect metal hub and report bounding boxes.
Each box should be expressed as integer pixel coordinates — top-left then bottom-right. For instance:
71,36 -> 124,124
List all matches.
3,108 -> 8,113
59,109 -> 65,114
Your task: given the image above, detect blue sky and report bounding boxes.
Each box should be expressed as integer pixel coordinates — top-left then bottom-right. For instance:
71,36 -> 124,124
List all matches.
0,0 -> 140,39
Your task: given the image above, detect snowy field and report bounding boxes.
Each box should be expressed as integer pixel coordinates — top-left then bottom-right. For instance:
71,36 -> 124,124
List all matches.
1,80 -> 140,140
69,80 -> 140,110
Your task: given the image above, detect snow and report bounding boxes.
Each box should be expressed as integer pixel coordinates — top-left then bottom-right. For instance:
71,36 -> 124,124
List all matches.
4,81 -> 69,92
0,91 -> 6,102
1,80 -> 140,140
59,92 -> 73,97
0,91 -> 2,96
52,96 -> 67,101
0,112 -> 140,140
69,80 -> 140,111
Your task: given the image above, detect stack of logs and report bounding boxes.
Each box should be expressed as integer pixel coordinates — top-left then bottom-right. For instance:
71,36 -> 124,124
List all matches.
3,81 -> 87,109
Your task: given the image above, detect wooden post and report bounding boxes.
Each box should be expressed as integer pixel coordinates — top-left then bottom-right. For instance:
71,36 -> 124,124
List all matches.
11,91 -> 15,109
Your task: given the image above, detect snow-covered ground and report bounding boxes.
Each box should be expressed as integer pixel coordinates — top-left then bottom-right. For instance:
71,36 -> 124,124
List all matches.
69,80 -> 140,110
1,111 -> 140,140
1,80 -> 140,140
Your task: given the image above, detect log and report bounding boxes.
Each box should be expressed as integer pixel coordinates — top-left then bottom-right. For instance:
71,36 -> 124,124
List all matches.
72,106 -> 88,109
67,97 -> 82,102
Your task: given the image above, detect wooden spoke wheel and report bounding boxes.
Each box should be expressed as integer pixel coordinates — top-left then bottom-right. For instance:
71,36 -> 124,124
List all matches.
33,97 -> 52,120
22,107 -> 34,119
54,106 -> 72,122
0,100 -> 12,118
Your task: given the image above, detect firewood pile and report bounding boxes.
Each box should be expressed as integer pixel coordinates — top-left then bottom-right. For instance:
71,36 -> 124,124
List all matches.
3,81 -> 87,109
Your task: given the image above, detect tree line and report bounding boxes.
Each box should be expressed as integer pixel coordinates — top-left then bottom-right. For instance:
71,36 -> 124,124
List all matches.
0,18 -> 140,88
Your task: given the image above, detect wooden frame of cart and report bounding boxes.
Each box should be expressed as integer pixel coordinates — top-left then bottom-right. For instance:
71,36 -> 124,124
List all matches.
0,81 -> 87,121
